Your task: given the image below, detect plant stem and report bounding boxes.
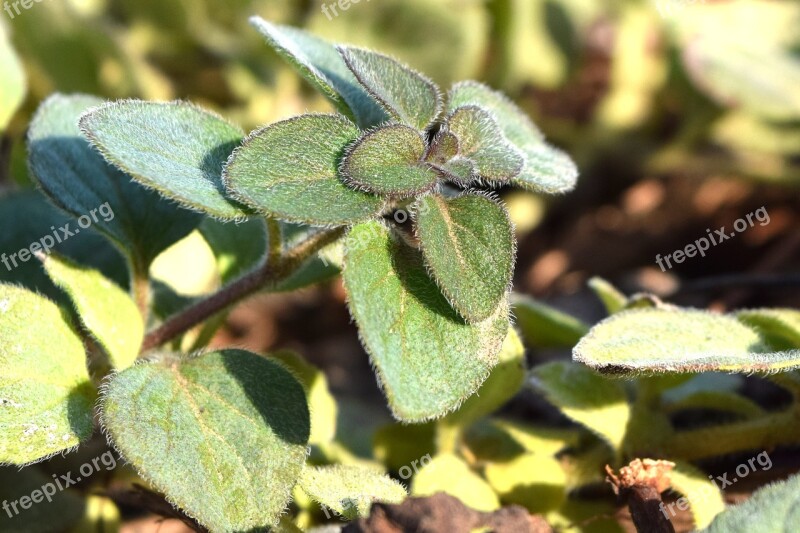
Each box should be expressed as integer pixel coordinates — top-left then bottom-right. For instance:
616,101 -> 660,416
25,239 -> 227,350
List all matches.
140,227 -> 345,354
664,411 -> 800,461
131,260 -> 151,325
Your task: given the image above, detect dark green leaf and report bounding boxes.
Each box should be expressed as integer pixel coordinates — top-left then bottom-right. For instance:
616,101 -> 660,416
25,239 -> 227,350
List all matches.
341,124 -> 438,196
449,81 -> 578,193
0,466 -> 85,532
224,114 -> 385,226
415,194 -> 515,323
343,221 -> 509,421
339,46 -> 442,130
79,99 -> 247,219
444,106 -> 524,183
29,94 -> 201,269
250,17 -> 387,129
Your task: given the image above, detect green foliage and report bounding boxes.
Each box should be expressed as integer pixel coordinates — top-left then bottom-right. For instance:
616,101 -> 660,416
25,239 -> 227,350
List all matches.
529,361 -> 630,451
80,100 -> 247,219
513,294 -> 589,348
343,221 -> 509,421
415,194 -> 515,323
249,17 -> 387,129
669,461 -> 726,530
339,46 -> 442,130
298,465 -> 406,519
587,276 -> 628,315
28,94 -> 201,271
573,307 -> 800,374
735,308 -> 800,351
700,473 -> 800,533
341,124 -> 438,196
101,350 -> 310,531
484,453 -> 566,513
448,81 -> 578,193
444,106 -> 524,183
411,454 -> 500,512
224,113 -> 384,226
198,217 -> 268,284
0,24 -> 25,132
42,254 -> 143,371
0,285 -> 96,465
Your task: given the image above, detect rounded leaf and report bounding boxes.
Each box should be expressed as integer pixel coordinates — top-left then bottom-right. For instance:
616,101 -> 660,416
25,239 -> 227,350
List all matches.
102,350 -> 310,531
224,114 -> 384,226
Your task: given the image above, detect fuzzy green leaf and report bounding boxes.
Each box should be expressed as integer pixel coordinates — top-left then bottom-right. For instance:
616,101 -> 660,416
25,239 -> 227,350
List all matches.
415,194 -> 515,323
411,454 -> 499,512
341,124 -> 438,196
343,221 -> 509,421
101,350 -> 310,532
249,17 -> 387,129
442,327 -> 525,427
0,285 -> 96,465
42,254 -> 142,371
735,309 -> 800,351
0,24 -> 25,132
699,472 -> 800,533
449,81 -> 578,193
79,99 -> 247,219
513,294 -> 590,348
224,114 -> 384,226
339,46 -> 442,130
28,94 -> 201,268
445,106 -> 524,183
529,361 -> 630,450
299,465 -> 406,519
573,307 -> 800,374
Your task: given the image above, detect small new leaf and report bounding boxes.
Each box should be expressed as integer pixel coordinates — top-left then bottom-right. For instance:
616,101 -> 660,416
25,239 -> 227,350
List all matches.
299,465 -> 406,519
341,124 -> 438,196
513,294 -> 590,349
42,254 -> 143,371
573,307 -> 800,374
339,46 -> 442,130
80,99 -> 248,219
224,114 -> 384,226
101,350 -> 310,532
415,194 -> 515,323
249,17 -> 387,129
343,221 -> 509,421
0,285 -> 96,465
449,81 -> 578,193
445,106 -> 524,183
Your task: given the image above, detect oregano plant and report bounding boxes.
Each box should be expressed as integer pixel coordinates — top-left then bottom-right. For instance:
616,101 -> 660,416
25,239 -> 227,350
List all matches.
2,17 -> 577,531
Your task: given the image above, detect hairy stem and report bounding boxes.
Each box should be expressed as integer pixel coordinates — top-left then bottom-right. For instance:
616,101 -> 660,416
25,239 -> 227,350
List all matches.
131,260 -> 151,325
140,227 -> 345,354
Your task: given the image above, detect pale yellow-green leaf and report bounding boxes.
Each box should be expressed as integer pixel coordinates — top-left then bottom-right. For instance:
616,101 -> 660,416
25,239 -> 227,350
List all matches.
43,254 -> 143,370
299,464 -> 406,520
411,454 -> 499,512
0,23 -> 25,131
484,453 -> 566,513
669,461 -> 727,530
